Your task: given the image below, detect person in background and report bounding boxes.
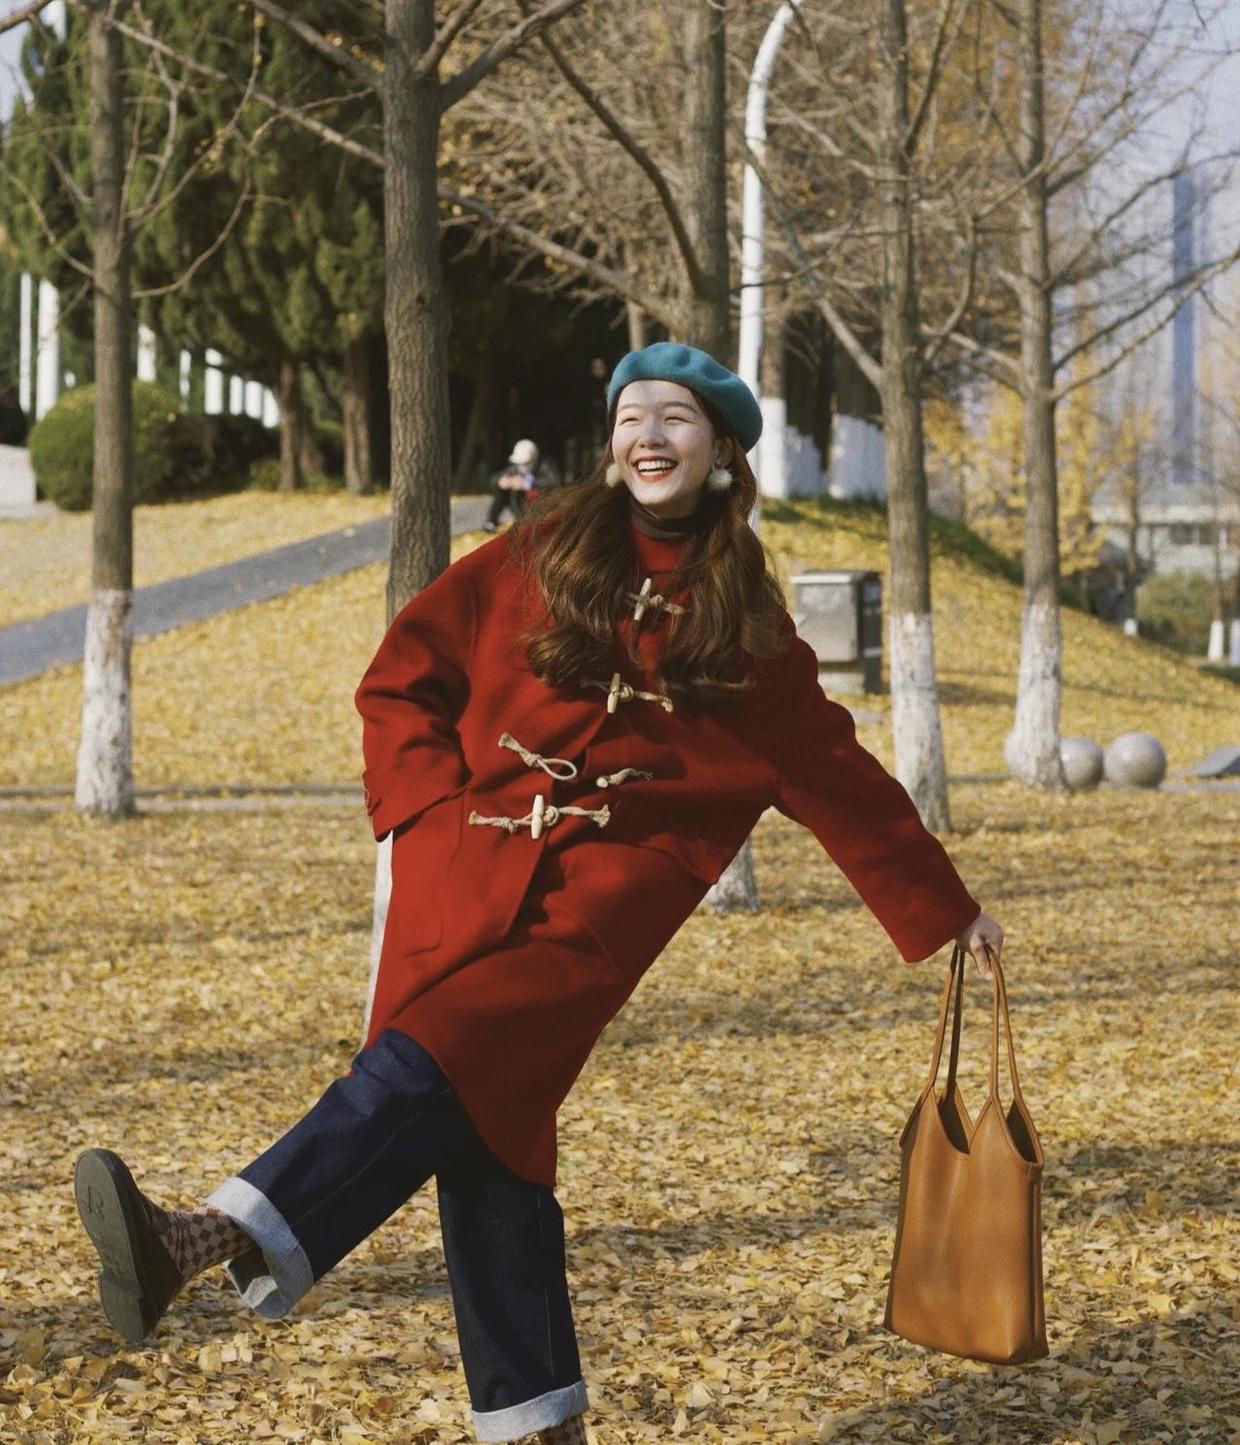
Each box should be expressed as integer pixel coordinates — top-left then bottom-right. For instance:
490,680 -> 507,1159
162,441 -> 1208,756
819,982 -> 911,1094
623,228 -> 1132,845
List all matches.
484,438 -> 541,532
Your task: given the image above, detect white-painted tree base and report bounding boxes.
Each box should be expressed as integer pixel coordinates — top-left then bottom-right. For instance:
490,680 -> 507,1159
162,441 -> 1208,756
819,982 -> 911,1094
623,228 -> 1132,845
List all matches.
704,838 -> 759,912
888,611 -> 951,832
75,588 -> 134,816
1230,619 -> 1240,667
1010,599 -> 1064,789
1207,618 -> 1225,663
362,833 -> 393,1044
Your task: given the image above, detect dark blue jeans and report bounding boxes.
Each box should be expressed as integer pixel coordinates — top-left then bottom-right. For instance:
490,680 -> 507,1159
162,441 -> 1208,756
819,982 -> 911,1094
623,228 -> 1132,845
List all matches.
207,1031 -> 586,1442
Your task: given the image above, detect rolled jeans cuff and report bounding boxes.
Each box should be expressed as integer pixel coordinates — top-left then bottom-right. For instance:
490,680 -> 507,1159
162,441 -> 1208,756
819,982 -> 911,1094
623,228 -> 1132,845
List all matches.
205,1176 -> 315,1319
472,1378 -> 589,1442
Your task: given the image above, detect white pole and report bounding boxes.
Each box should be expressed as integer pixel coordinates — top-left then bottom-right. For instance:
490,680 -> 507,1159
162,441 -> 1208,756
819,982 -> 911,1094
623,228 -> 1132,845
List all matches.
136,324 -> 157,383
35,280 -> 61,419
18,274 -> 33,417
228,375 -> 244,415
204,349 -> 225,414
740,2 -> 801,505
178,348 -> 192,402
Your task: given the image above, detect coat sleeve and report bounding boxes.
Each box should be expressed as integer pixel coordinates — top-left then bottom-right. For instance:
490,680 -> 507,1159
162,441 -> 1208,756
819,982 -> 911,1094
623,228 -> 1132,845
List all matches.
769,633 -> 979,962
354,557 -> 477,841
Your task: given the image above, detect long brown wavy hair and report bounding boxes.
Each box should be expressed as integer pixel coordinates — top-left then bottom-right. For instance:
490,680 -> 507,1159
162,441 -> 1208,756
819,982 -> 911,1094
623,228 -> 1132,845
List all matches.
511,401 -> 789,711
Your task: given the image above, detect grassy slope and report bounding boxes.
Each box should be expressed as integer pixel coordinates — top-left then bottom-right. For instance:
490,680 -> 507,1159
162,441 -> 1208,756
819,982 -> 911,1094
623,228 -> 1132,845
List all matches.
0,492 -> 391,629
1,497 -> 1236,788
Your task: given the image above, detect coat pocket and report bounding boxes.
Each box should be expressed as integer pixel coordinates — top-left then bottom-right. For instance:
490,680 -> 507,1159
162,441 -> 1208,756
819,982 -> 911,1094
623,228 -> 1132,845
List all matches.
386,787 -> 467,956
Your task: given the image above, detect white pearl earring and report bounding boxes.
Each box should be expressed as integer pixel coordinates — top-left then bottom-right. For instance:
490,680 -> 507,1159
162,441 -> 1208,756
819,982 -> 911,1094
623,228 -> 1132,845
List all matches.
707,463 -> 733,492
604,462 -> 623,487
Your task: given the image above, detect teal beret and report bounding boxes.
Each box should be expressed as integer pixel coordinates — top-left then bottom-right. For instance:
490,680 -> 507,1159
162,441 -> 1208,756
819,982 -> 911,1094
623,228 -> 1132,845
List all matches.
607,342 -> 763,452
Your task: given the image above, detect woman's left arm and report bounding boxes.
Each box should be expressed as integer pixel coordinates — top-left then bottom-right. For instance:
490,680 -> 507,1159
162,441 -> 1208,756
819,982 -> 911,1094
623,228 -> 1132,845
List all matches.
770,634 -> 990,966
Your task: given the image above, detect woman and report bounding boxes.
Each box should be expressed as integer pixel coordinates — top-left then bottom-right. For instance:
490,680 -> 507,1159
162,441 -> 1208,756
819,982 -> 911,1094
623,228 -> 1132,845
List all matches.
76,343 -> 1003,1445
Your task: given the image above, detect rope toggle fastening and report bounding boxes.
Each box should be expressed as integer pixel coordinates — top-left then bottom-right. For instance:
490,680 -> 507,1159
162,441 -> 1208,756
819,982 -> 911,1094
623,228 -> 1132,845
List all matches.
591,671 -> 674,714
628,576 -> 686,624
498,731 -> 578,780
468,794 -> 611,839
595,767 -> 655,789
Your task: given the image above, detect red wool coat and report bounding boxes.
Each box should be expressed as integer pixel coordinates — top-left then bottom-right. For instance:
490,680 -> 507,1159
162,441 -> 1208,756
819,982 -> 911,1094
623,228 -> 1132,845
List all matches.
356,524 -> 979,1185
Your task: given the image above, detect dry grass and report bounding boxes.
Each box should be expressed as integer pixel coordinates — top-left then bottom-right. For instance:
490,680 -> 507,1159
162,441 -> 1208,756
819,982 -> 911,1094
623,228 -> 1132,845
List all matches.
1,498 -> 1234,789
0,492 -> 391,629
1,782 -> 1236,1443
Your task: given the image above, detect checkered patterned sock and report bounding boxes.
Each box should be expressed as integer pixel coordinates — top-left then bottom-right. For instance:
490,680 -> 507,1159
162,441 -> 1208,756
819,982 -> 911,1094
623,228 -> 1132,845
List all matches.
537,1416 -> 587,1445
144,1200 -> 254,1281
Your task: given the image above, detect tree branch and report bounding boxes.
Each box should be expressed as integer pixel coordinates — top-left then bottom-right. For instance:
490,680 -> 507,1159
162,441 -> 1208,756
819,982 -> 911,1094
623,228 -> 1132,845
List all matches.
417,0 -> 485,78
67,0 -> 384,167
436,0 -> 589,110
438,181 -> 667,319
759,173 -> 881,387
523,8 -> 705,297
0,0 -> 55,37
0,159 -> 95,281
906,0 -> 964,154
923,213 -> 978,370
947,327 -> 1021,386
1053,249 -> 1240,394
133,174 -> 253,298
247,0 -> 380,90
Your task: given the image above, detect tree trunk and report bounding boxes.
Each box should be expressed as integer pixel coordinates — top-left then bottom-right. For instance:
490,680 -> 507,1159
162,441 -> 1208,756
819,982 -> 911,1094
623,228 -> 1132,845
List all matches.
384,0 -> 452,621
680,0 -> 756,910
876,0 -> 951,832
703,841 -> 758,913
1009,0 -> 1065,789
76,3 -> 135,820
367,0 -> 455,1035
680,0 -> 731,361
277,357 -> 303,493
626,300 -> 648,351
343,334 -> 374,494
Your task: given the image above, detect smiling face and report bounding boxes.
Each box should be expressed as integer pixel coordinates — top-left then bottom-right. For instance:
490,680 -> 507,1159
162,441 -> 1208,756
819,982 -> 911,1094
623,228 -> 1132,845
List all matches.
610,379 -> 727,518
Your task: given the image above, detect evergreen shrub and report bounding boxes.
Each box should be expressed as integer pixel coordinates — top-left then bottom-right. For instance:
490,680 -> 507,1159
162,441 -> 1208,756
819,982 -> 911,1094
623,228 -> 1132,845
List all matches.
170,412 -> 277,497
29,386 -> 280,508
29,382 -> 181,510
1136,571 -> 1215,654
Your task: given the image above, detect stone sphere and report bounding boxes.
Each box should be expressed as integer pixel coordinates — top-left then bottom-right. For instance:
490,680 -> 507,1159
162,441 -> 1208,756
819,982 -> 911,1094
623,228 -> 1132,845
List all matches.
1104,732 -> 1167,789
1060,737 -> 1104,790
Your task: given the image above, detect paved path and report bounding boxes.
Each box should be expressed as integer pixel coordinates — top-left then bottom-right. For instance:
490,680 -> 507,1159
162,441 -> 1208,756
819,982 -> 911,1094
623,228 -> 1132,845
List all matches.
0,496 -> 490,685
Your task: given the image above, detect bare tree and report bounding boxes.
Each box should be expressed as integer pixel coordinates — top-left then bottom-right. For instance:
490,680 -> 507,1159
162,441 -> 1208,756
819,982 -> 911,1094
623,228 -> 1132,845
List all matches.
6,1 -> 259,817
1007,0 -> 1063,787
945,0 -> 1240,784
744,0 -> 982,832
76,0 -> 135,818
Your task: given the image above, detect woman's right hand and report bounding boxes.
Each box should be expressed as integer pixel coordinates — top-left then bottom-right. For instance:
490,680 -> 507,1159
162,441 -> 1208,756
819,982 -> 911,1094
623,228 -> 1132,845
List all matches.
957,911 -> 1004,979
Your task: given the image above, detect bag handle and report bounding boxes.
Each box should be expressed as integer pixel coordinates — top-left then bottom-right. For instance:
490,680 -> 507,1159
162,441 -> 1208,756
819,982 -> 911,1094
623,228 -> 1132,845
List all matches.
922,943 -> 1030,1113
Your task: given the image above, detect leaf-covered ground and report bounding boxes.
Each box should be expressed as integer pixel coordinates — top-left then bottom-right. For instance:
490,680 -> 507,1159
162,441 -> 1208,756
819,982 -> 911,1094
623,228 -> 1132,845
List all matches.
0,492 -> 390,629
1,782 -> 1238,1445
1,498 -> 1236,790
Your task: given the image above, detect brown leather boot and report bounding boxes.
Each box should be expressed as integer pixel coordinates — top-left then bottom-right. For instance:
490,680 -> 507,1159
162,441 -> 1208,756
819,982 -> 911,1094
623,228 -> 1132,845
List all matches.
74,1149 -> 185,1342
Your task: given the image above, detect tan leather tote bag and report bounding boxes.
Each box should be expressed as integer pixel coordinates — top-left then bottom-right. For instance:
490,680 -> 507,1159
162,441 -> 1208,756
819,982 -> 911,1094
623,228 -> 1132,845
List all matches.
885,945 -> 1048,1364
